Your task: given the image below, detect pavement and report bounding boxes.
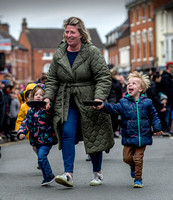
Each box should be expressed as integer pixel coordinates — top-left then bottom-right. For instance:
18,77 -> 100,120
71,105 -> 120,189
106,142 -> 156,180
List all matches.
1,136 -> 173,200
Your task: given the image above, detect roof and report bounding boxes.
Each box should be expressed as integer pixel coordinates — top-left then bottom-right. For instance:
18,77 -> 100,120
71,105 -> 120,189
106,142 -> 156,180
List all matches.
159,1 -> 173,10
125,0 -> 144,8
105,19 -> 129,38
0,31 -> 27,50
25,28 -> 104,49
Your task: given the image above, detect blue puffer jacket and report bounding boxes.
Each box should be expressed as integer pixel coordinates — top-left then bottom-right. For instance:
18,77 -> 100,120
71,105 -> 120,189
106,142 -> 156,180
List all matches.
103,93 -> 162,147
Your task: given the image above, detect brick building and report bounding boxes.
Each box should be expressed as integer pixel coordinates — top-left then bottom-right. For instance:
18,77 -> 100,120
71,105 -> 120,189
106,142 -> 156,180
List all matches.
126,0 -> 171,72
155,1 -> 173,69
0,23 -> 28,81
106,0 -> 172,74
18,18 -> 105,82
105,19 -> 130,75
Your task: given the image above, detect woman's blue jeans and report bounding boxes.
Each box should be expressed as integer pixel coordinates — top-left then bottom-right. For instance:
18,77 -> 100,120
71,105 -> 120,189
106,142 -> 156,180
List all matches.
36,145 -> 54,179
62,107 -> 102,173
90,151 -> 102,172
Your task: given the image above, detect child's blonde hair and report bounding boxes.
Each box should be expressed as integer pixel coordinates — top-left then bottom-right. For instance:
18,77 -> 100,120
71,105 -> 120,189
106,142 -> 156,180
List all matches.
127,71 -> 150,93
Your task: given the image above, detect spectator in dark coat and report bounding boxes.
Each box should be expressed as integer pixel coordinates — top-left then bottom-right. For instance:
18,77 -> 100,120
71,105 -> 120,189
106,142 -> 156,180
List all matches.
0,82 -> 4,158
146,72 -> 167,132
1,80 -> 13,139
8,90 -> 20,141
108,69 -> 122,138
160,62 -> 173,134
119,75 -> 127,97
0,82 -> 5,135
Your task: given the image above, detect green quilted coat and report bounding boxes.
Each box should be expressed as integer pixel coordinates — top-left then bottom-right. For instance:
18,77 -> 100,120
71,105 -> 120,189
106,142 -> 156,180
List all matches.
44,41 -> 115,154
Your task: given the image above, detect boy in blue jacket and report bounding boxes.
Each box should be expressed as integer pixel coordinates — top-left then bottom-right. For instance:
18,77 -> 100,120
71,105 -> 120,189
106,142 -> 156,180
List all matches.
95,71 -> 163,188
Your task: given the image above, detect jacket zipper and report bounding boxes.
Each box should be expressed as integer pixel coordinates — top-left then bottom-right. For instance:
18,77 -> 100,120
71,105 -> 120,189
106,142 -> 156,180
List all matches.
136,100 -> 141,147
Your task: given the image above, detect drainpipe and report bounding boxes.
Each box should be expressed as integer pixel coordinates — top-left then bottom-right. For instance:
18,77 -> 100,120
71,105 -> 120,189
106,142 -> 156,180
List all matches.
31,47 -> 34,81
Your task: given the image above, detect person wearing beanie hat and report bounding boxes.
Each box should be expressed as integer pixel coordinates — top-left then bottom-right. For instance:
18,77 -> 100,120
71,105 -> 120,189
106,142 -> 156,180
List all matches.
160,62 -> 173,135
165,62 -> 173,70
159,93 -> 168,102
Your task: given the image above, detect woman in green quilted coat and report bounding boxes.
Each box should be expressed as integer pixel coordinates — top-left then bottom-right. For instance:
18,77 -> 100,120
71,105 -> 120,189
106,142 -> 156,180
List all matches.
44,16 -> 114,187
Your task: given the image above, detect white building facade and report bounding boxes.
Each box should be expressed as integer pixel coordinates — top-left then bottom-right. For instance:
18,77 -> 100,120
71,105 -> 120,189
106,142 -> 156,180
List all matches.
155,3 -> 173,68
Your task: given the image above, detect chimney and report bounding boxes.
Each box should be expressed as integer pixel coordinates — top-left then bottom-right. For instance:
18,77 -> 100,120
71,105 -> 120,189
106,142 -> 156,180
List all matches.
22,18 -> 27,32
0,23 -> 9,33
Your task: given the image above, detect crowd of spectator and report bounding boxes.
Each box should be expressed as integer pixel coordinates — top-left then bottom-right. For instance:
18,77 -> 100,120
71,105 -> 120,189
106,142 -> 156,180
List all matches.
0,62 -> 173,143
0,72 -> 47,141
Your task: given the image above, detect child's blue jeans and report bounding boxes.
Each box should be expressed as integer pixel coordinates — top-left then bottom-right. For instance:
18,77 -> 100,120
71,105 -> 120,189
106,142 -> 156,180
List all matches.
36,145 -> 54,179
62,107 -> 102,173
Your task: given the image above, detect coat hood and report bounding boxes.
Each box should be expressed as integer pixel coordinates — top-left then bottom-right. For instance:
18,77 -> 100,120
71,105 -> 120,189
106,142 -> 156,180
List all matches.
24,83 -> 36,101
2,79 -> 13,93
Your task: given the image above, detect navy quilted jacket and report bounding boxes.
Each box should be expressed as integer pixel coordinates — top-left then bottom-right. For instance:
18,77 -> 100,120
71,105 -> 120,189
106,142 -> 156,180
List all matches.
17,107 -> 57,147
103,93 -> 162,147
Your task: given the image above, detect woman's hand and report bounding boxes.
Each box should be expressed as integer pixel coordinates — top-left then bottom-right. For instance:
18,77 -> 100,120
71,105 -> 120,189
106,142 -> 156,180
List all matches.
44,98 -> 50,110
93,99 -> 104,110
160,107 -> 166,112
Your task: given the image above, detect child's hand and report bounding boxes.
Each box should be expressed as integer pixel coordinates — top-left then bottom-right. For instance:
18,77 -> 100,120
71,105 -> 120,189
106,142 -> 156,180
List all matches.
160,107 -> 166,112
154,131 -> 163,136
19,134 -> 26,140
93,99 -> 104,110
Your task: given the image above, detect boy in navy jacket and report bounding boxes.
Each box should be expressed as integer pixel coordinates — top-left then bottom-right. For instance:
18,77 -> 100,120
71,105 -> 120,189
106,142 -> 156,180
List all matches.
95,71 -> 162,188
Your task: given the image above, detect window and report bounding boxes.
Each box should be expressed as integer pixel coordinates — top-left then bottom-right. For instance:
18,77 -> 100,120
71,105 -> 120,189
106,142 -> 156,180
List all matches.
137,43 -> 141,60
43,63 -> 51,73
166,39 -> 168,60
148,29 -> 153,57
161,11 -> 164,27
148,3 -> 152,19
143,42 -> 147,58
131,10 -> 134,24
136,32 -> 141,59
131,33 -> 135,60
142,30 -> 147,58
131,45 -> 135,60
115,55 -> 118,67
143,5 -> 146,18
149,41 -> 153,57
161,41 -> 165,59
42,52 -> 53,60
137,7 -> 140,22
44,52 -> 52,57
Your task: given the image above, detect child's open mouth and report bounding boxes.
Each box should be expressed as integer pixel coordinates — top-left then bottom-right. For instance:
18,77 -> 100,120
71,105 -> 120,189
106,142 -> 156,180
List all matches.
129,88 -> 134,93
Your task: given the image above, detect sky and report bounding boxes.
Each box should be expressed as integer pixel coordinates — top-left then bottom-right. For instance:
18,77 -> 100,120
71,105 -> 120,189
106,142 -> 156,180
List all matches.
0,0 -> 128,43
